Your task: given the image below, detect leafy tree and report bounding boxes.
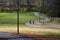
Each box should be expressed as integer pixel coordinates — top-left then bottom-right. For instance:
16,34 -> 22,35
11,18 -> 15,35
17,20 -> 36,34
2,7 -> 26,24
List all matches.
39,0 -> 60,17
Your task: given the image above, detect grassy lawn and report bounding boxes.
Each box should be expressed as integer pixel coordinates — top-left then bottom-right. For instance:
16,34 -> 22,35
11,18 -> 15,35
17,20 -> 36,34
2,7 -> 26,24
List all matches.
0,12 -> 39,25
0,13 -> 17,25
0,12 -> 60,38
20,12 -> 39,24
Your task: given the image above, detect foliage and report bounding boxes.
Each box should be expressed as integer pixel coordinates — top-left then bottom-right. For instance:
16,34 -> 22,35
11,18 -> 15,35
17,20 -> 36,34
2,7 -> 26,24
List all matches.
55,18 -> 60,23
39,0 -> 60,17
39,5 -> 46,13
32,6 -> 40,12
20,7 -> 28,12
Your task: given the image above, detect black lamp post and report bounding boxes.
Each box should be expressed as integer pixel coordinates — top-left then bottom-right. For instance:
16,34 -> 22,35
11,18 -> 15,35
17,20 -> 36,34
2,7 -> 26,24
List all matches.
17,0 -> 19,34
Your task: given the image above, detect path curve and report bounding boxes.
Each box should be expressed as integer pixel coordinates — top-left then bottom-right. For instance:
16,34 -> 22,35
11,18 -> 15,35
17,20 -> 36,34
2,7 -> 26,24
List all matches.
26,12 -> 60,30
34,12 -> 51,21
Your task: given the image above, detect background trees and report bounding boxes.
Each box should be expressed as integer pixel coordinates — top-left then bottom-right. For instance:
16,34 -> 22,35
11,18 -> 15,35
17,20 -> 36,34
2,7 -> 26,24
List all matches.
0,0 -> 60,17
39,0 -> 60,17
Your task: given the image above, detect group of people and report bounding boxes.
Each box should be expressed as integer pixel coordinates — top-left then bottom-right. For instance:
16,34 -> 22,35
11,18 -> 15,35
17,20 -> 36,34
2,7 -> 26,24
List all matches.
29,20 -> 34,24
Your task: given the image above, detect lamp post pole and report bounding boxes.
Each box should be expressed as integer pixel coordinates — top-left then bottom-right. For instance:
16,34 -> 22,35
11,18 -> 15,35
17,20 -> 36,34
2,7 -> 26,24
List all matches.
17,0 -> 19,34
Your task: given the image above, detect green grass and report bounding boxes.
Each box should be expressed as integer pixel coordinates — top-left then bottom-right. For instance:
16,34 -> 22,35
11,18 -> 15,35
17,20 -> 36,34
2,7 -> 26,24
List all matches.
0,12 -> 39,25
44,32 -> 60,38
0,13 -> 17,24
20,12 -> 39,24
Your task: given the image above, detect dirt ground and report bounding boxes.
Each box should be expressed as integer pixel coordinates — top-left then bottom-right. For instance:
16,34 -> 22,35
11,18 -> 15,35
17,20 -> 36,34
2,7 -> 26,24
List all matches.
0,25 -> 60,40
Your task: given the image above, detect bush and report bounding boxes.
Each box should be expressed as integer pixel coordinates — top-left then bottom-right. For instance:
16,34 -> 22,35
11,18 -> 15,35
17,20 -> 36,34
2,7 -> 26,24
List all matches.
32,6 -> 40,12
55,18 -> 60,23
0,8 -> 4,12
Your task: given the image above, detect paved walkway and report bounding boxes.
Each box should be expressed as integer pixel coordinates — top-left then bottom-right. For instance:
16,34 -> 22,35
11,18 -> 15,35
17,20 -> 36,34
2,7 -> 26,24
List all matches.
0,32 -> 33,40
34,12 -> 51,21
26,12 -> 60,30
0,32 -> 60,40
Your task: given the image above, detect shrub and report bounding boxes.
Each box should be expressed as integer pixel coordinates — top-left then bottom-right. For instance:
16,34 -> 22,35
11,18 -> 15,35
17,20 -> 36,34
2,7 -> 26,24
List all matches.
32,6 -> 40,12
55,18 -> 60,23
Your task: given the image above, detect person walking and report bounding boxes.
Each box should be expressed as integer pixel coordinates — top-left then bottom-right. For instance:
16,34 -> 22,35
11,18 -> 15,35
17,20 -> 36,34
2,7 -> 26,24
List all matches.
29,20 -> 32,24
32,21 -> 34,24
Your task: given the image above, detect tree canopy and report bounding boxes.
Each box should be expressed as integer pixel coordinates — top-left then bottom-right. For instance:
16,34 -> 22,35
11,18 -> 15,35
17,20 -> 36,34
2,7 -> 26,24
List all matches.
39,0 -> 60,17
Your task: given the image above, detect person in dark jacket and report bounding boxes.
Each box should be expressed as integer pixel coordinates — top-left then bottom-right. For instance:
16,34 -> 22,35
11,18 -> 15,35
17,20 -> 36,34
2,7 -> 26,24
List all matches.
29,20 -> 32,24
32,20 -> 34,24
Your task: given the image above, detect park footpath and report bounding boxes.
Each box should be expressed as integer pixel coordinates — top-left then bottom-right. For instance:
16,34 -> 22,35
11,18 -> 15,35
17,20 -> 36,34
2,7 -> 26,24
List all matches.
0,32 -> 33,40
26,12 -> 60,30
0,32 -> 60,40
